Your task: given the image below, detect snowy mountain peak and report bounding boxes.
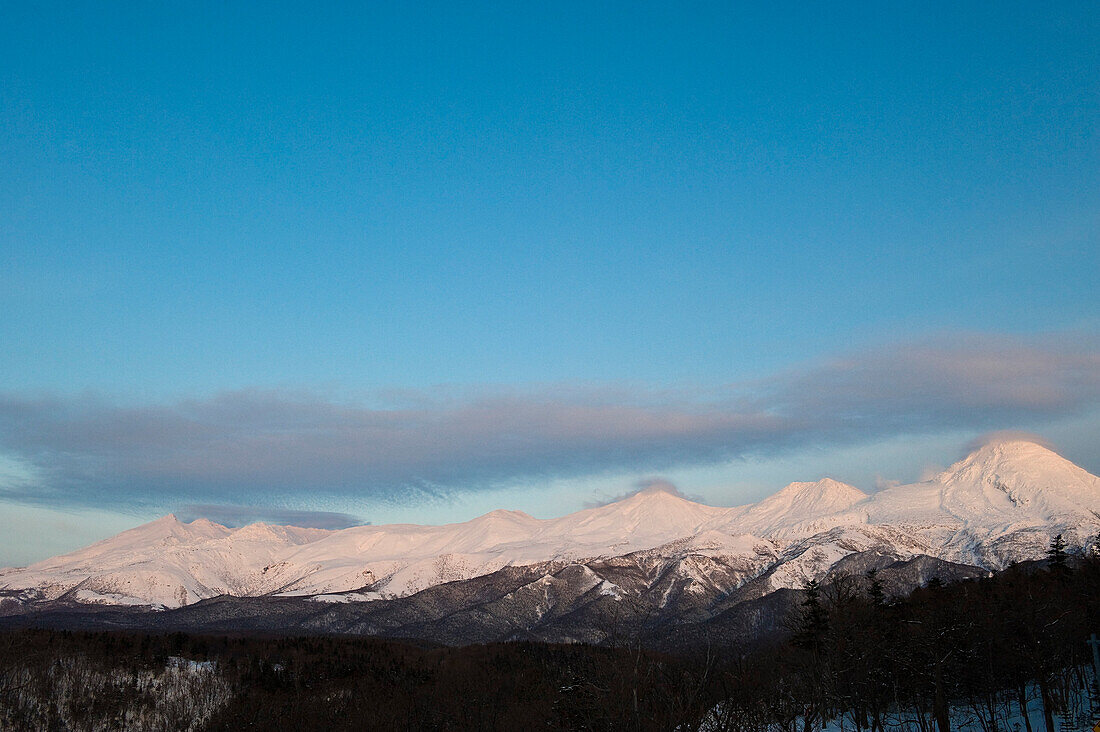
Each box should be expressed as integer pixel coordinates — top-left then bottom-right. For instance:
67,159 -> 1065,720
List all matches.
562,484 -> 727,544
731,478 -> 868,537
463,508 -> 541,531
607,484 -> 728,521
587,482 -> 713,516
626,480 -> 689,499
480,508 -> 538,521
106,513 -> 231,545
935,439 -> 1100,509
772,478 -> 868,507
864,439 -> 1100,554
943,439 -> 1083,483
229,522 -> 331,544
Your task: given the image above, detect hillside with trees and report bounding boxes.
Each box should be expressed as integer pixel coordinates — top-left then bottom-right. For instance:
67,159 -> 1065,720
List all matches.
2,537 -> 1098,731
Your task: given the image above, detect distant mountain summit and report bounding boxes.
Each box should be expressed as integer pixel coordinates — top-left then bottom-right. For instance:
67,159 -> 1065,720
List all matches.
938,439 -> 1100,512
729,478 -> 869,538
863,440 -> 1100,564
2,438 -> 1097,617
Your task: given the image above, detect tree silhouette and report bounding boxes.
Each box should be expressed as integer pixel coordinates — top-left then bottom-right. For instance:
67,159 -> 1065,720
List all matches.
1047,534 -> 1068,573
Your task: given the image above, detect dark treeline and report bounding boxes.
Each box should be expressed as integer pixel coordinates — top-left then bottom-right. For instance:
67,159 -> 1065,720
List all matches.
709,538 -> 1100,732
0,629 -> 712,730
1,541 -> 1098,731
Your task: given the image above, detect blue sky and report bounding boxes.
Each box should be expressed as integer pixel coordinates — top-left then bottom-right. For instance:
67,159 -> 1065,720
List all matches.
1,2 -> 1098,565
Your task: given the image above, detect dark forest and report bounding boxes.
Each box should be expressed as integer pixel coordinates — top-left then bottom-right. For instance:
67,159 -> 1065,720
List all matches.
2,542 -> 1098,731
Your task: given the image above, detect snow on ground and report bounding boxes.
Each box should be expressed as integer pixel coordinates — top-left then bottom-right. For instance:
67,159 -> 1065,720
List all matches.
698,672 -> 1099,732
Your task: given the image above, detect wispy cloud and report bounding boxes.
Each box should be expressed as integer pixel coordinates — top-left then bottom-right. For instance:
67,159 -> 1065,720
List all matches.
175,504 -> 364,529
964,430 -> 1059,453
584,478 -> 702,508
0,333 -> 1096,514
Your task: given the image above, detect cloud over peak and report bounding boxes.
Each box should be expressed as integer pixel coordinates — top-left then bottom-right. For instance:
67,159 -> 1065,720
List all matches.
174,504 -> 364,530
0,333 -> 1096,515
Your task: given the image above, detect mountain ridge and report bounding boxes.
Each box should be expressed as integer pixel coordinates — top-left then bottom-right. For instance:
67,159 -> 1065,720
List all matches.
1,439 -> 1097,611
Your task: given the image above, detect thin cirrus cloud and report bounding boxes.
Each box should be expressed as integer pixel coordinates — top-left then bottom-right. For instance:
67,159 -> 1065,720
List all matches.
0,333 -> 1096,515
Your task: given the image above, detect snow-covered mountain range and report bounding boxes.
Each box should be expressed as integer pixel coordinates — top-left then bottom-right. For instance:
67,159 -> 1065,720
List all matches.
2,439 -> 1098,614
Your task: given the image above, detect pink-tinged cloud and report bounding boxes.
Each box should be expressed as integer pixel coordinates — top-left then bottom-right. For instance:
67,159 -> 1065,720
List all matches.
0,333 -> 1096,512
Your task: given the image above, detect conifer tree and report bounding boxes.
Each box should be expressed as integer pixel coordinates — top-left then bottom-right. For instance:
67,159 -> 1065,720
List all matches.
795,579 -> 829,653
866,568 -> 885,607
1046,534 -> 1068,572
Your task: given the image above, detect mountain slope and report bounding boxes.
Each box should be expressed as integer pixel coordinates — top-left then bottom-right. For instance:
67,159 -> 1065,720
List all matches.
865,439 -> 1100,565
724,478 -> 869,538
1,438 -> 1097,612
0,515 -> 330,607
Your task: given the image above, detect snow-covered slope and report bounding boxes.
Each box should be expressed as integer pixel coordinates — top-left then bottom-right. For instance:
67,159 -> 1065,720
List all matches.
1,438 -> 1097,609
0,515 -> 330,607
261,484 -> 739,599
723,478 -> 869,538
865,439 -> 1100,566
